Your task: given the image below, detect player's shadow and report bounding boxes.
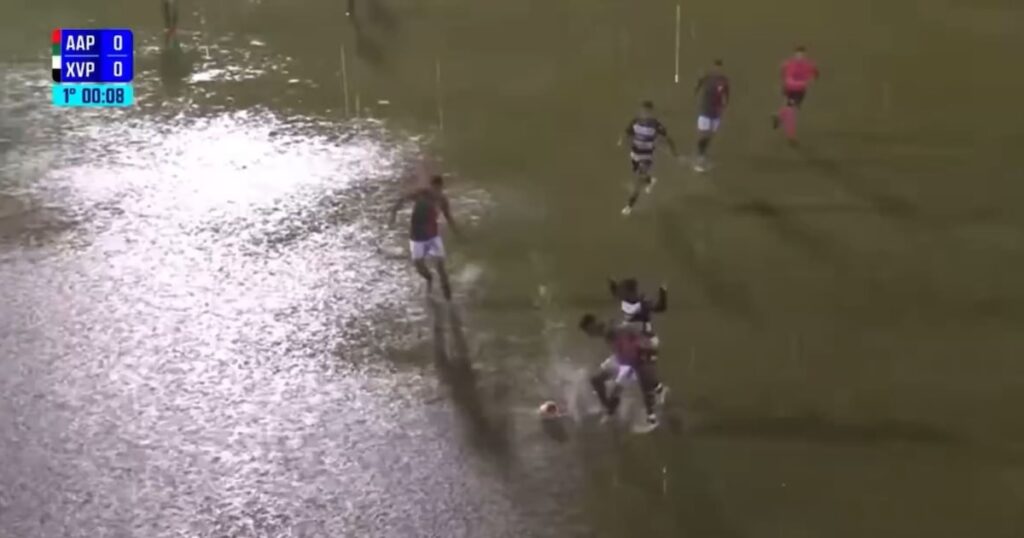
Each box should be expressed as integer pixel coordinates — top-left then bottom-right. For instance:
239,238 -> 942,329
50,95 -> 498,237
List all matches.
730,198 -> 846,267
690,413 -> 959,447
540,416 -> 570,443
365,0 -> 399,30
655,208 -> 759,323
797,145 -> 917,219
344,0 -> 398,67
429,299 -> 511,460
613,438 -> 747,538
802,144 -> 1015,235
351,21 -> 384,67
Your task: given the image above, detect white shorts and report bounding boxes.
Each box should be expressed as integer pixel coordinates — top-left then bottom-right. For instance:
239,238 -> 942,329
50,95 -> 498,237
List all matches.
697,116 -> 721,133
409,237 -> 445,260
600,356 -> 636,385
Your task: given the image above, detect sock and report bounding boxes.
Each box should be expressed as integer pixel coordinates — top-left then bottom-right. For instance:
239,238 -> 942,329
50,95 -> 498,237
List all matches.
608,394 -> 621,415
781,106 -> 797,140
641,388 -> 656,416
591,375 -> 612,411
697,138 -> 710,157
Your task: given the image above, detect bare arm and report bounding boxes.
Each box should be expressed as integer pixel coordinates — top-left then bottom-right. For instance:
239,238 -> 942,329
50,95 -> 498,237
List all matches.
439,195 -> 461,237
663,134 -> 678,156
608,278 -> 620,299
656,123 -> 678,156
390,154 -> 438,224
650,286 -> 668,312
391,157 -> 431,224
618,122 -> 633,147
388,192 -> 412,225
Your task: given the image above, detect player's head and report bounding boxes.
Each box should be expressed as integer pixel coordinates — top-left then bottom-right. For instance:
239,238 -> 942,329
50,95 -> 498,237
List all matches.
794,45 -> 806,57
711,58 -> 724,72
429,174 -> 444,191
640,100 -> 655,118
578,313 -> 603,336
617,278 -> 640,301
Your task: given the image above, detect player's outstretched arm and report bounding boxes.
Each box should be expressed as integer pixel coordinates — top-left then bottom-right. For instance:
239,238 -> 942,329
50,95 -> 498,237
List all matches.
651,286 -> 668,312
663,134 -> 679,157
439,195 -> 461,238
388,193 -> 410,225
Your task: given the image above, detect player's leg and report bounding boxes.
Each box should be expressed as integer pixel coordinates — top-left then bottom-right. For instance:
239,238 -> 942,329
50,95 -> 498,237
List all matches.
429,238 -> 452,301
632,362 -> 657,413
785,90 -> 805,141
410,240 -> 434,292
773,89 -> 787,129
645,334 -> 669,403
162,0 -> 179,41
622,158 -> 651,216
695,116 -> 717,171
647,334 -> 660,362
642,159 -> 658,195
776,89 -> 804,141
696,116 -> 720,154
634,361 -> 661,431
590,358 -> 620,416
603,361 -> 634,419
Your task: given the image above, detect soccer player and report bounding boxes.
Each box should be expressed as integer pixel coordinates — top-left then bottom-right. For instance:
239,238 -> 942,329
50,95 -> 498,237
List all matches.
579,314 -> 662,432
161,0 -> 179,47
773,46 -> 820,144
618,101 -> 678,216
693,59 -> 730,172
609,278 -> 669,403
389,169 -> 461,301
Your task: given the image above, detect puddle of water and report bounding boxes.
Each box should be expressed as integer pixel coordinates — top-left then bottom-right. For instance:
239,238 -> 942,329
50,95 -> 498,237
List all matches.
0,53 -> 584,536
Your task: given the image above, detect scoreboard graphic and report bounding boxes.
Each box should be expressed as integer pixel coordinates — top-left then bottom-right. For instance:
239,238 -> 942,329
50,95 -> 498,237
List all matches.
51,28 -> 135,107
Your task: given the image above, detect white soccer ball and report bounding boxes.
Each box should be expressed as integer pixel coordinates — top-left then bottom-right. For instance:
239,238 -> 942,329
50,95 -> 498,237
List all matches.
537,400 -> 560,418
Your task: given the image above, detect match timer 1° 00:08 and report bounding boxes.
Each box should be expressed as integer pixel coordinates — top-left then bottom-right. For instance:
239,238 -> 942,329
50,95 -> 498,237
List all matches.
52,84 -> 134,107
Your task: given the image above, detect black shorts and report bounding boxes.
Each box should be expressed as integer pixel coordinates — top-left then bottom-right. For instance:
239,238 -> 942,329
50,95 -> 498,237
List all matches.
785,89 -> 807,108
630,158 -> 653,176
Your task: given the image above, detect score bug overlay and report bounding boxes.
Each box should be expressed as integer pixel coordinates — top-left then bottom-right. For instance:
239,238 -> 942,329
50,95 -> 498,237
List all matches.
51,28 -> 134,107
52,28 -> 133,83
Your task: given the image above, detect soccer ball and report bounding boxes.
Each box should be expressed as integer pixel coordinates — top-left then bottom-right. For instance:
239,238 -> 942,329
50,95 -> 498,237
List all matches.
537,400 -> 560,418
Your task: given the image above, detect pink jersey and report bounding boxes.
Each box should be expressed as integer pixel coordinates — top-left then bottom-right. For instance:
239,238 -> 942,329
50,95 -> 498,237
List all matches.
606,326 -> 649,367
781,57 -> 818,91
